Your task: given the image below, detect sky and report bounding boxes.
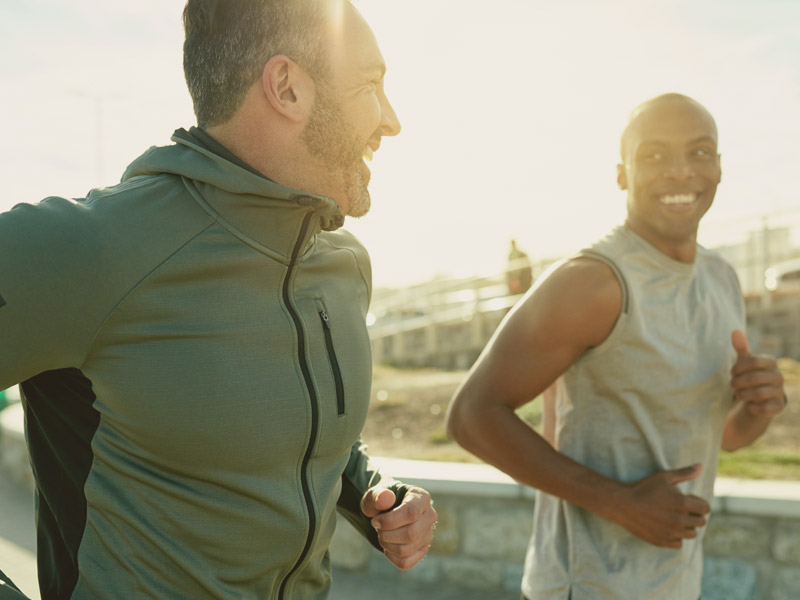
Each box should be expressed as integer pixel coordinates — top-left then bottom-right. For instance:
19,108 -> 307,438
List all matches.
2,0 -> 799,287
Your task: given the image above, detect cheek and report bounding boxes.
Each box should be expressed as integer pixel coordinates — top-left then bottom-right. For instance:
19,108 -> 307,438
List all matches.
629,171 -> 652,195
350,95 -> 381,137
705,165 -> 722,184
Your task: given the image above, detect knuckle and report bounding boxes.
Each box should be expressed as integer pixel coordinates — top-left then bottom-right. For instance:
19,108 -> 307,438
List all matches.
397,529 -> 415,545
388,549 -> 421,570
756,387 -> 773,401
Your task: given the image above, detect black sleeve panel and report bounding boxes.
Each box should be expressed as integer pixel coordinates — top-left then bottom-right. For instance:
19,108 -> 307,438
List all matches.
336,439 -> 409,551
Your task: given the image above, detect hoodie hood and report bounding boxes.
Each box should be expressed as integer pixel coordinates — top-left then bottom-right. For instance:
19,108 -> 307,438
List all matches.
122,129 -> 346,234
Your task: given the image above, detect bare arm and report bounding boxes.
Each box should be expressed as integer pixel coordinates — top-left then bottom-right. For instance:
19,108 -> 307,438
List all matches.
446,258 -> 709,548
722,330 -> 786,452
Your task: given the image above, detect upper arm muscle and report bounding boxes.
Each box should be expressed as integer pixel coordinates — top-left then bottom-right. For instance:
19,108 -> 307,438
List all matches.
464,257 -> 622,409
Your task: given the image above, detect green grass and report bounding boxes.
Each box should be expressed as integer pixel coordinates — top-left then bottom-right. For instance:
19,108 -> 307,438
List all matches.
515,397 -> 544,427
777,357 -> 800,381
428,425 -> 450,445
717,446 -> 800,480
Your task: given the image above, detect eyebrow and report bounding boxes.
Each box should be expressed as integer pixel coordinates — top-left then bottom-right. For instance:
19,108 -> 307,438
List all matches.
637,136 -> 717,149
689,136 -> 717,145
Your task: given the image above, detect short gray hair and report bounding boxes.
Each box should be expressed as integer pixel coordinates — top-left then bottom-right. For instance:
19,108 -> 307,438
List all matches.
183,0 -> 332,128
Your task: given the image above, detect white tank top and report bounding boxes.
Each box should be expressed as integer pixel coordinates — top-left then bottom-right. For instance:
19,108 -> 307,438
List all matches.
522,225 -> 745,600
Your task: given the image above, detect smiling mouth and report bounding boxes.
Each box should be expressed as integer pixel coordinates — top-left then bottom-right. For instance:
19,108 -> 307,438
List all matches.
659,192 -> 697,206
363,146 -> 374,161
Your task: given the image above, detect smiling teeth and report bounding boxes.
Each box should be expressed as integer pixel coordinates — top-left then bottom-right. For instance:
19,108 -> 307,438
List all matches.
660,193 -> 696,205
363,147 -> 374,161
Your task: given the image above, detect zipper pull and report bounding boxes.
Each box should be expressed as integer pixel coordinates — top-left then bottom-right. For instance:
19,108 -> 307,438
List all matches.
319,310 -> 331,329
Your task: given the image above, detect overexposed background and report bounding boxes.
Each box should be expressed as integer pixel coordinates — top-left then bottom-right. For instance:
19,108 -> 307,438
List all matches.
2,0 -> 799,286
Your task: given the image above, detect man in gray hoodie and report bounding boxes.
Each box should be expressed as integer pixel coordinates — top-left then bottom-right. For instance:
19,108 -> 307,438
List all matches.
0,2 -> 436,598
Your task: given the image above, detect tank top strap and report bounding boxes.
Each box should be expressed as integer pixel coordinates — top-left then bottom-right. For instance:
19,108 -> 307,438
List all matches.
575,249 -> 630,315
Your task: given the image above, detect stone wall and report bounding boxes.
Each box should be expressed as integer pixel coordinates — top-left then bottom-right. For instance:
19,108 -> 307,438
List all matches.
2,405 -> 798,599
331,458 -> 800,600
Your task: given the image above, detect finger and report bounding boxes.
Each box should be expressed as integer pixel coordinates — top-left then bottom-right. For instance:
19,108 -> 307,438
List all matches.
378,525 -> 434,557
682,512 -> 708,528
383,542 -> 431,570
663,463 -> 702,486
371,487 -> 435,532
745,397 -> 787,416
731,355 -> 781,378
730,366 -> 783,389
734,383 -> 784,404
377,509 -> 436,547
361,487 -> 396,519
377,521 -> 429,547
683,494 -> 711,515
680,527 -> 699,540
731,329 -> 751,360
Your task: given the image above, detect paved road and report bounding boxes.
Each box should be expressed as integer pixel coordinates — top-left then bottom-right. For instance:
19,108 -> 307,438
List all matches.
0,479 -> 507,600
0,479 -> 38,600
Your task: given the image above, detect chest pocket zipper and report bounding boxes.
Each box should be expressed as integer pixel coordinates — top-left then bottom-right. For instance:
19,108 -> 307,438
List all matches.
319,309 -> 345,415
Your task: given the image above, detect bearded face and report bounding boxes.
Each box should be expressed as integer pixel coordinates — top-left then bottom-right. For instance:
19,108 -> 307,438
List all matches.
301,80 -> 373,218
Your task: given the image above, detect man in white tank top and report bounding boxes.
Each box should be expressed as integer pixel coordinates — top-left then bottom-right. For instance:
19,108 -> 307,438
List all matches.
446,93 -> 787,600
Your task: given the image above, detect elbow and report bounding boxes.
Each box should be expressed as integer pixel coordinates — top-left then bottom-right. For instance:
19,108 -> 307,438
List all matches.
445,394 -> 473,447
720,430 -> 746,453
721,437 -> 749,453
444,403 -> 463,445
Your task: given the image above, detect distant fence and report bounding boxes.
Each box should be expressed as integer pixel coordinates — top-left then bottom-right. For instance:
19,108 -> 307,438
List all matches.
369,210 -> 800,367
368,256 -> 547,369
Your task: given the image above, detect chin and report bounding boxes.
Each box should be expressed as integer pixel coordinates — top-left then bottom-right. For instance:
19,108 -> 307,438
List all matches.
343,172 -> 371,218
346,192 -> 371,218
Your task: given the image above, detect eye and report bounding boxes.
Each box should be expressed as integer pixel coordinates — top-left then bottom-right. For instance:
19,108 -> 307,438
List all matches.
640,151 -> 663,161
691,147 -> 714,158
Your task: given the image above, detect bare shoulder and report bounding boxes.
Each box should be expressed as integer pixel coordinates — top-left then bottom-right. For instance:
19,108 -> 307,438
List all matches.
464,255 -> 624,405
531,256 -> 620,308
510,256 -> 623,349
554,256 -> 622,308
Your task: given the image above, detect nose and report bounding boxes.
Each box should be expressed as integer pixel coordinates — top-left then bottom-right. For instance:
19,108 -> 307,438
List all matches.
379,90 -> 401,137
663,154 -> 694,180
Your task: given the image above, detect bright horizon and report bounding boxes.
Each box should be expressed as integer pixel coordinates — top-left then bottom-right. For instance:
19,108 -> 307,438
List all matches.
2,0 -> 799,287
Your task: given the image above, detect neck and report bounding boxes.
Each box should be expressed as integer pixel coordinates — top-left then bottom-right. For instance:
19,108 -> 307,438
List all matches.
625,219 -> 699,263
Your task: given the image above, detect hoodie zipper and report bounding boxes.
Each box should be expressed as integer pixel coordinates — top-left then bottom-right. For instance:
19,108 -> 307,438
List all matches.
277,213 -> 318,600
319,308 -> 346,415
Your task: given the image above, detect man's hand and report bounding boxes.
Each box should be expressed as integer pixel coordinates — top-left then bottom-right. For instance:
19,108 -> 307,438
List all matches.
360,485 -> 437,570
608,464 -> 710,549
731,329 -> 785,416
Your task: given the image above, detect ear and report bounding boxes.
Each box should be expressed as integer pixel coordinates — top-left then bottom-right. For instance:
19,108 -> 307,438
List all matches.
616,162 -> 628,190
261,55 -> 314,123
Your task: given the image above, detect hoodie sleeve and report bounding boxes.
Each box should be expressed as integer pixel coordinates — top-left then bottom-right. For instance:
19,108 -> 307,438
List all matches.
336,439 -> 409,550
0,198 -> 108,390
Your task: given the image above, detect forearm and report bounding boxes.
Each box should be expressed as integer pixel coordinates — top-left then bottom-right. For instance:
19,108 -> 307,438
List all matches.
721,400 -> 778,452
447,399 -> 625,521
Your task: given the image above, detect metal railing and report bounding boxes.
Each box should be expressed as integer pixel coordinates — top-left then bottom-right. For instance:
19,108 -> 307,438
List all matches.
369,209 -> 800,366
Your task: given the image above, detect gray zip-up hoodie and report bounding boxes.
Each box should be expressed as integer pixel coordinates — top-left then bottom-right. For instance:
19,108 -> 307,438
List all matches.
0,129 -> 404,599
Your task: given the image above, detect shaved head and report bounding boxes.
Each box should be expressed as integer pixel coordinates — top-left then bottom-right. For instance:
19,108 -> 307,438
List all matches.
620,93 -> 718,162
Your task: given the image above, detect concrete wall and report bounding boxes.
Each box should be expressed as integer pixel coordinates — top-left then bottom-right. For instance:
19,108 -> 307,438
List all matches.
332,458 -> 800,600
